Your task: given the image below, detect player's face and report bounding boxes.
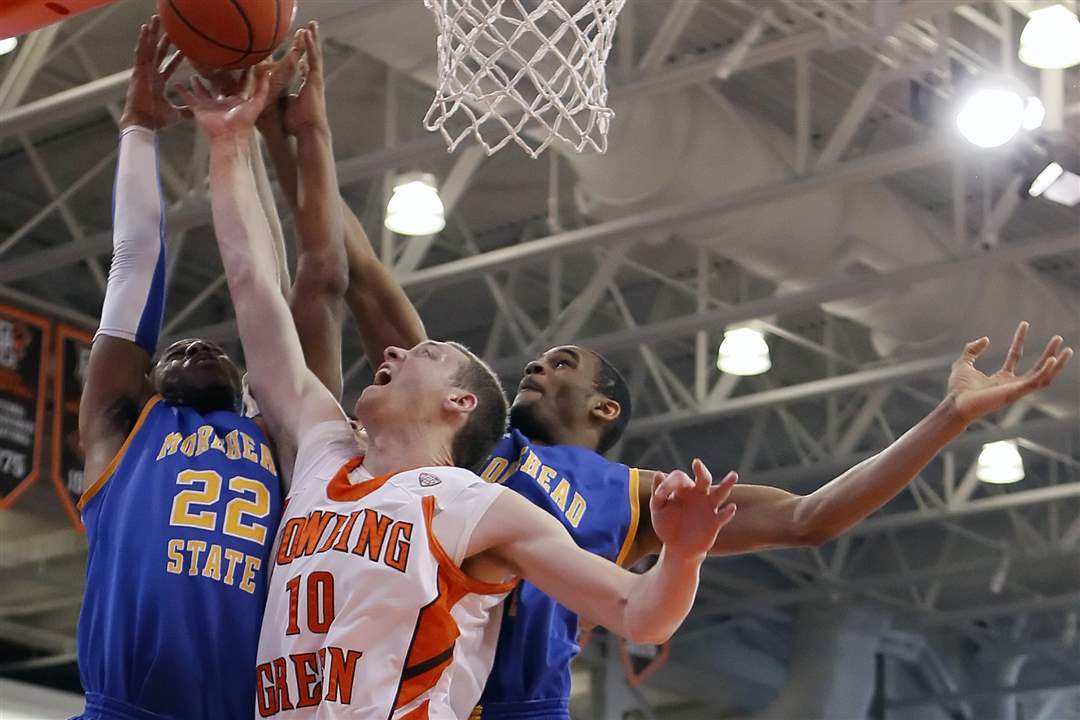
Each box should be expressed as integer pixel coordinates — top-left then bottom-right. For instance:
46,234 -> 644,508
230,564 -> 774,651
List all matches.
356,341 -> 471,425
152,338 -> 243,413
510,346 -> 599,445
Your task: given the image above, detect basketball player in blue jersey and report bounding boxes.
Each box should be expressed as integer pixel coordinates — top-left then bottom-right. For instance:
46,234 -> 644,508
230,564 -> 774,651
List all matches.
72,18 -> 323,719
253,34 -> 1074,720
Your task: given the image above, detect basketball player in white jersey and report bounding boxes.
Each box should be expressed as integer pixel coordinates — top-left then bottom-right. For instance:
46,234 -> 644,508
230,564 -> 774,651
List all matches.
180,27 -> 739,717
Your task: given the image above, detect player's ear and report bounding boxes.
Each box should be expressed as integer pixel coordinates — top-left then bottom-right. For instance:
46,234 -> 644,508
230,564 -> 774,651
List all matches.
590,396 -> 620,424
445,390 -> 478,415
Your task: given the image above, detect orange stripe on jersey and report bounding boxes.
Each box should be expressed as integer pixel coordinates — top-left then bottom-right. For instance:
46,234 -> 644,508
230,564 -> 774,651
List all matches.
325,457 -> 393,502
421,495 -> 518,597
78,395 -> 162,511
614,468 -> 642,567
390,496 -> 518,713
394,566 -> 464,709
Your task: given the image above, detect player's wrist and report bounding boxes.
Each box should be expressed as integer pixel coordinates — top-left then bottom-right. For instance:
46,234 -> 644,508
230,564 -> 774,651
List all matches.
120,112 -> 158,131
934,393 -> 972,433
658,544 -> 707,570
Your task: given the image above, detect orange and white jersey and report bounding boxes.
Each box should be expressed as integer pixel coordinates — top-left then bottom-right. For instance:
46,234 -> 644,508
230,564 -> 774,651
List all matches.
255,420 -> 515,718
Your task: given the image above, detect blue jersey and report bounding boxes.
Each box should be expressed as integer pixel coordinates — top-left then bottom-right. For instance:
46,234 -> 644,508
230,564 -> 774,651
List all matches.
77,396 -> 283,719
477,428 -> 640,719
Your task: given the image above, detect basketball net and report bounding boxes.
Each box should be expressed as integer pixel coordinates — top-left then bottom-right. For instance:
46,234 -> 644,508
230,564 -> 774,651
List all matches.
423,0 -> 627,158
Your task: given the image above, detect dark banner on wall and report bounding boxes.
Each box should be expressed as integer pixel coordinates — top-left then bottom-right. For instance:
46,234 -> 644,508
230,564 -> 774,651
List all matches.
0,305 -> 49,508
52,325 -> 93,530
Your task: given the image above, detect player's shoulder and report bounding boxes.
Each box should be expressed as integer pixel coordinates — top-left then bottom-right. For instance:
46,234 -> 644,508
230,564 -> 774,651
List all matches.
394,465 -> 504,505
393,465 -> 485,490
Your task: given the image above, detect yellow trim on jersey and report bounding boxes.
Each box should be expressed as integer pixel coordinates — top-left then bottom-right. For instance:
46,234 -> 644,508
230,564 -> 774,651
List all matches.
78,395 -> 162,512
614,467 -> 641,567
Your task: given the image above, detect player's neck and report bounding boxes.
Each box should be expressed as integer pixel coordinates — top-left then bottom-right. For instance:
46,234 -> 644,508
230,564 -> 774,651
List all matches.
362,426 -> 454,476
519,423 -> 602,453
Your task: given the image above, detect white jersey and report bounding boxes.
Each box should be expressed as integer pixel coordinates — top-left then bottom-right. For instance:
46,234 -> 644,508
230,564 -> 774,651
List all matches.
255,420 -> 514,718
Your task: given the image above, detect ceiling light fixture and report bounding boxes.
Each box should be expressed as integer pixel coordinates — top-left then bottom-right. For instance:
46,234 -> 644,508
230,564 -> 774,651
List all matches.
976,440 -> 1025,485
1018,4 -> 1080,69
956,86 -> 1042,148
717,326 -> 771,376
384,172 -> 446,236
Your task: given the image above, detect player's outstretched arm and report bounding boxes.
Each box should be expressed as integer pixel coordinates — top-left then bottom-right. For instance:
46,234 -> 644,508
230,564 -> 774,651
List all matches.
191,55 -> 298,301
629,323 -> 1073,560
260,91 -> 427,377
470,464 -> 737,644
81,17 -> 182,486
280,23 -> 349,399
179,61 -> 343,450
342,198 -> 428,373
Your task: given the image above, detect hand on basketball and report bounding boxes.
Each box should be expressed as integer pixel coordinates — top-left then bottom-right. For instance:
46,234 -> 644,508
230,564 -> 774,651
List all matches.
175,70 -> 272,142
122,15 -> 184,131
283,23 -> 330,136
946,322 -> 1073,425
649,460 -> 737,561
253,31 -> 305,133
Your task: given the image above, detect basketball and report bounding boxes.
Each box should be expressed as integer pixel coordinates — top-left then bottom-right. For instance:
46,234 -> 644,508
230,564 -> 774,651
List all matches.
156,0 -> 296,70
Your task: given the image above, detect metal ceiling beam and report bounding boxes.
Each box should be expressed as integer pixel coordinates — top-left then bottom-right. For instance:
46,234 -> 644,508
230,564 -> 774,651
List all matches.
626,353 -> 956,439
734,415 -> 1074,494
0,27 -> 60,112
401,137 -> 956,297
0,0 -> 969,141
706,537 -> 1080,616
887,676 -> 1080,709
0,133 -> 957,300
485,225 -> 1077,378
0,619 -> 75,654
0,528 -> 85,569
930,591 -> 1080,625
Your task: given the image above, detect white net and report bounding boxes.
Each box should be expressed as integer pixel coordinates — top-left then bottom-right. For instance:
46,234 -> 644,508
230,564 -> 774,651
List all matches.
423,0 -> 627,158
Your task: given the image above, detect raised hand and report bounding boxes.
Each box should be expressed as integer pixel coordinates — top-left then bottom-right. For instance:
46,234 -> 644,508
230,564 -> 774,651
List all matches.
650,459 -> 738,560
121,15 -> 184,131
283,23 -> 330,136
948,322 -> 1073,424
175,70 -> 271,143
191,34 -> 303,134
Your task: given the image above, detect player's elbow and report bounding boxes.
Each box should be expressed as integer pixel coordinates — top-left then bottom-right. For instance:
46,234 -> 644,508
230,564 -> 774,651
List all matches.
295,254 -> 349,299
791,516 -> 840,547
627,624 -> 674,646
784,496 -> 839,547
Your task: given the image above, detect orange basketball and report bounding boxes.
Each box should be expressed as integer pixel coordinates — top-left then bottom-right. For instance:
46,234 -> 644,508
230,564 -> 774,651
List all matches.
157,0 -> 296,70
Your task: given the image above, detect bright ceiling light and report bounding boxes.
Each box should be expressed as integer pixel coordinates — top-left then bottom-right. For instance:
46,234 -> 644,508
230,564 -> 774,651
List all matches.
717,327 -> 771,376
0,38 -> 17,56
1019,4 -> 1080,69
384,172 -> 446,236
1029,162 -> 1065,197
1030,163 -> 1080,207
1022,95 -> 1045,131
976,440 -> 1025,484
956,88 -> 1025,148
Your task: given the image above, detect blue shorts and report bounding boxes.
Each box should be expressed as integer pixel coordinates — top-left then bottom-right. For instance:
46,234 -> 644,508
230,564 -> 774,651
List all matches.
73,693 -> 175,720
478,698 -> 571,720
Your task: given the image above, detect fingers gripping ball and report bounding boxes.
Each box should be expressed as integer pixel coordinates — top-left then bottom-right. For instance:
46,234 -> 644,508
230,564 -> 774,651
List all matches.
157,0 -> 296,70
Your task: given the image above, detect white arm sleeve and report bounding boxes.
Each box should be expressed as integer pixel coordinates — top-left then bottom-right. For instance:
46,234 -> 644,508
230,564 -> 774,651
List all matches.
96,125 -> 167,353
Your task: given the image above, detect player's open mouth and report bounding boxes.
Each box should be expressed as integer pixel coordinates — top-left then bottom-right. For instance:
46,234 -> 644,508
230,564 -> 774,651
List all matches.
374,365 -> 393,386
